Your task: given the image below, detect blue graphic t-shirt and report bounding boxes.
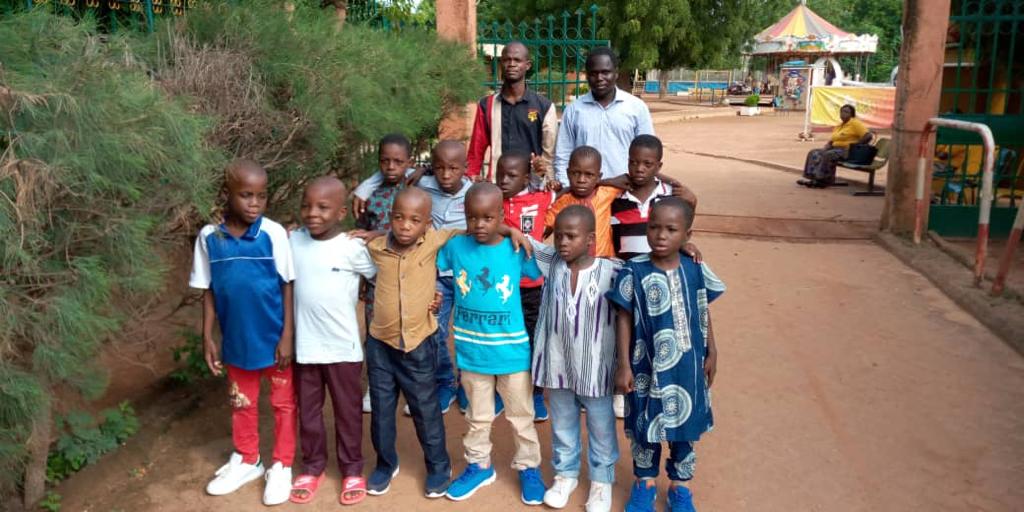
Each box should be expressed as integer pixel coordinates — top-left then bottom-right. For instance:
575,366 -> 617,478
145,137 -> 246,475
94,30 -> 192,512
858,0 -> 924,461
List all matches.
437,235 -> 542,375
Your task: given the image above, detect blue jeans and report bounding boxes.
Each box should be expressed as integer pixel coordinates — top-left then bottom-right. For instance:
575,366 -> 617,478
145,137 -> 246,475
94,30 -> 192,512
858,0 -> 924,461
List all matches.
366,335 -> 451,479
432,276 -> 457,390
547,389 -> 618,483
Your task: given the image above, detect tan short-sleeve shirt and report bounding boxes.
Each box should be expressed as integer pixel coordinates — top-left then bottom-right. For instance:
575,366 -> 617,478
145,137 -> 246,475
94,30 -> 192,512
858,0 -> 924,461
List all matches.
367,229 -> 458,351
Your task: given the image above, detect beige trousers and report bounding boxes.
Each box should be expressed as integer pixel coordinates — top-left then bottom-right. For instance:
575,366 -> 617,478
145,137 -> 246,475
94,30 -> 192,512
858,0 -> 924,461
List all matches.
461,370 -> 541,469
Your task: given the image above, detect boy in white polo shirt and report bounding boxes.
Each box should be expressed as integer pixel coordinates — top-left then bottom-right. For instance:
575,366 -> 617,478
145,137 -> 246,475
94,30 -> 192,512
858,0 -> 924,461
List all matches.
288,177 -> 378,505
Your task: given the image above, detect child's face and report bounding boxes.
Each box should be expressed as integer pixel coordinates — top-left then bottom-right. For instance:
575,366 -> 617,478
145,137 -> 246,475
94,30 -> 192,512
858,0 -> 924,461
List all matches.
567,155 -> 601,198
226,171 -> 268,225
554,215 -> 594,263
300,182 -> 347,240
627,146 -> 662,188
647,205 -> 692,259
465,191 -> 504,245
497,158 -> 530,199
380,143 -> 411,185
432,145 -> 467,194
390,193 -> 432,247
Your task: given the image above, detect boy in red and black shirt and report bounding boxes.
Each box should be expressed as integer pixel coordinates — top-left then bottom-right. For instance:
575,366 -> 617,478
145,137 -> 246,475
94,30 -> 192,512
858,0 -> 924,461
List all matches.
497,150 -> 554,422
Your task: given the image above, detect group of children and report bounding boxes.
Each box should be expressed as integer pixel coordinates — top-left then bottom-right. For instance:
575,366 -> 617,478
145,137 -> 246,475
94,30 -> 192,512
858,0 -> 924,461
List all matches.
190,132 -> 725,512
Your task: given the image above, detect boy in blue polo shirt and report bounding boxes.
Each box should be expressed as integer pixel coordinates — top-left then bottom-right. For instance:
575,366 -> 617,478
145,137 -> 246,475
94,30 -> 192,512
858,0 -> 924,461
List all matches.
439,183 -> 546,505
189,159 -> 297,506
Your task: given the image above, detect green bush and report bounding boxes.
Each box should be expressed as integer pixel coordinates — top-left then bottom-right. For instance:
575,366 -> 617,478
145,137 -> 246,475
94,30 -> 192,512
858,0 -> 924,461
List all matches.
170,330 -> 214,384
0,9 -> 222,500
1,1 -> 484,504
146,0 -> 484,217
744,94 -> 760,107
45,403 -> 139,484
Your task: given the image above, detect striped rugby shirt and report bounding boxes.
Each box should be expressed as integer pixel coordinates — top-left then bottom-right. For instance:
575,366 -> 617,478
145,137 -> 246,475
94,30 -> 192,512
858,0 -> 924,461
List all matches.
610,180 -> 673,261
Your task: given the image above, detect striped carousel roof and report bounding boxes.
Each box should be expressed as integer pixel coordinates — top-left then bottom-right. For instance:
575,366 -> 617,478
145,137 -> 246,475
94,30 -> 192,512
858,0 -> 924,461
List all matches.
756,4 -> 850,41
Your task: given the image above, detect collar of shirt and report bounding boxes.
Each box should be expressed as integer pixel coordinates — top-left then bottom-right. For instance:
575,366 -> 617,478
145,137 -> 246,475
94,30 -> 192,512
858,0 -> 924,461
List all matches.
420,175 -> 471,198
382,232 -> 426,255
498,87 -> 536,106
580,88 -> 627,107
618,179 -> 671,203
218,215 -> 263,240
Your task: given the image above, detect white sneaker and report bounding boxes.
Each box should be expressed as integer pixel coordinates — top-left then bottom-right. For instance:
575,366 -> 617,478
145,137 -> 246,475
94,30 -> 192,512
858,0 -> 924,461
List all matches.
585,481 -> 613,512
262,462 -> 292,506
613,394 -> 626,419
542,475 -> 578,509
362,389 -> 372,413
206,452 -> 265,496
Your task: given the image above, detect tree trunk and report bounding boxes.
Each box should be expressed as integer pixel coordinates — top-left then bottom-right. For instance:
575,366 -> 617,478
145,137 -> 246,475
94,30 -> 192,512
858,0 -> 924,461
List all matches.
335,5 -> 347,27
22,404 -> 52,509
659,72 -> 668,99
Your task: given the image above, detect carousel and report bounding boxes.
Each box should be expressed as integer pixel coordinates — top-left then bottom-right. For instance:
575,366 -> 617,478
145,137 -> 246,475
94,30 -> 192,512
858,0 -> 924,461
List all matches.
748,1 -> 879,110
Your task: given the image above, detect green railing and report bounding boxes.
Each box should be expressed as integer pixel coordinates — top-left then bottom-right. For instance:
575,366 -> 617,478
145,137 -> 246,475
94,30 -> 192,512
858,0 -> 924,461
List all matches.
3,0 -> 194,31
477,4 -> 609,109
931,0 -> 1024,237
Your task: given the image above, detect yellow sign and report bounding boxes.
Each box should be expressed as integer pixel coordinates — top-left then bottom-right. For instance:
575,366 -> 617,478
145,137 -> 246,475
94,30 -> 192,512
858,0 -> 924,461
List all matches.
809,86 -> 896,129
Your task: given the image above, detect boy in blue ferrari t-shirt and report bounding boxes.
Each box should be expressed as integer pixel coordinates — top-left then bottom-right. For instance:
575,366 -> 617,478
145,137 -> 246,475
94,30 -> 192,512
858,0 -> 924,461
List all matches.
437,183 -> 547,506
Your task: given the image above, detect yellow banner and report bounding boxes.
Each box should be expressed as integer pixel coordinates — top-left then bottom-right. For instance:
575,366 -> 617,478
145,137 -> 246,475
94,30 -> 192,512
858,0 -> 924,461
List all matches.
809,86 -> 895,129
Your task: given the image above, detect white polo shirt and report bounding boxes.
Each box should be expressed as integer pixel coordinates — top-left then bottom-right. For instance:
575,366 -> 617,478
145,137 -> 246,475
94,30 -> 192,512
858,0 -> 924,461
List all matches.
290,228 -> 377,364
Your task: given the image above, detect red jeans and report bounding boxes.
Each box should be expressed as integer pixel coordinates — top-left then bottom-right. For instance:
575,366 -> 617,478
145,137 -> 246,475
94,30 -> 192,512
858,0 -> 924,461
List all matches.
227,364 -> 297,466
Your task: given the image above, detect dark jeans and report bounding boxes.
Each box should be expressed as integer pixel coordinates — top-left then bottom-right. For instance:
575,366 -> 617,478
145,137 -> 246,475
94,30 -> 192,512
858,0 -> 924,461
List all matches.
295,361 -> 363,477
432,276 -> 457,390
521,285 -> 543,395
366,334 -> 451,478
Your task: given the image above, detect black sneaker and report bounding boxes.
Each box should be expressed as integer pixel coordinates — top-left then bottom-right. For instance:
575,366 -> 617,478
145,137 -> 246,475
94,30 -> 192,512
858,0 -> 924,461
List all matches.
367,465 -> 399,496
425,470 -> 451,498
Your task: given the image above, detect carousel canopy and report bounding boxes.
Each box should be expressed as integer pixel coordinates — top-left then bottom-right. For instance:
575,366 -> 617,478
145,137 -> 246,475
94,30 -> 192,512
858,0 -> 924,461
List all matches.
749,3 -> 878,56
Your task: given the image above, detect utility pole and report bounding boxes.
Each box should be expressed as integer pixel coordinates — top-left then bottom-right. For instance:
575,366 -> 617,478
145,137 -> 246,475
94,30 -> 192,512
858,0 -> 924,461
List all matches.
881,0 -> 951,235
436,0 -> 477,140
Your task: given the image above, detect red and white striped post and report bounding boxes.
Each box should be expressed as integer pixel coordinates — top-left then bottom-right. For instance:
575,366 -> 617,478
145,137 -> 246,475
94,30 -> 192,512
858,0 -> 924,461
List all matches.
991,205 -> 1024,296
913,117 -> 995,285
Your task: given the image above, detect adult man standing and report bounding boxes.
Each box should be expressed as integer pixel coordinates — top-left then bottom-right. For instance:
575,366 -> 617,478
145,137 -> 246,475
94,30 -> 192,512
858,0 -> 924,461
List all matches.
554,47 -> 655,186
467,41 -> 558,185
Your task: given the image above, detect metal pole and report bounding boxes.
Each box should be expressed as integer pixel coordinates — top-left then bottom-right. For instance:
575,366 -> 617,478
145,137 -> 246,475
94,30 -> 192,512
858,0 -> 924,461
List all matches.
991,205 -> 1024,295
913,117 -> 996,285
803,86 -> 813,137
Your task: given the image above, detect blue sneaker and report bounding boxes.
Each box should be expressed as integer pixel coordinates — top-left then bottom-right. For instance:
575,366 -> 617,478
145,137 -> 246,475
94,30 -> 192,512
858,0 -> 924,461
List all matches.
445,463 -> 495,501
533,391 -> 548,422
495,392 -> 505,416
665,485 -> 696,512
625,480 -> 657,512
366,465 -> 399,496
456,385 -> 469,414
518,467 -> 545,505
438,386 -> 457,414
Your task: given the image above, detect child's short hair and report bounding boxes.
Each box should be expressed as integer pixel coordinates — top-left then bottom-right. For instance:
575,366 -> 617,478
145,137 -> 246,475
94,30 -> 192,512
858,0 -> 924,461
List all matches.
466,181 -> 503,206
651,196 -> 695,230
569,145 -> 602,166
630,134 -> 663,160
379,133 -> 413,158
498,149 -> 531,171
555,204 -> 595,233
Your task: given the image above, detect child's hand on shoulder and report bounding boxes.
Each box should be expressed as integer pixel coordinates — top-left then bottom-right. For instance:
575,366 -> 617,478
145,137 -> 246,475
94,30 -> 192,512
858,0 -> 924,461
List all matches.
683,242 -> 702,263
349,229 -> 385,243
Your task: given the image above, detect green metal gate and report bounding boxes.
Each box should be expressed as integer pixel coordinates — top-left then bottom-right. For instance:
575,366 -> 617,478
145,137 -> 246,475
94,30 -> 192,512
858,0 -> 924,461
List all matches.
2,0 -> 193,31
476,4 -> 609,109
930,0 -> 1024,237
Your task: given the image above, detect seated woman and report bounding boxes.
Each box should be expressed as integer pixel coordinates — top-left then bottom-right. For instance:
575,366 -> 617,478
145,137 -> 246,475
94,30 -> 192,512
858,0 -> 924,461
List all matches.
798,105 -> 873,188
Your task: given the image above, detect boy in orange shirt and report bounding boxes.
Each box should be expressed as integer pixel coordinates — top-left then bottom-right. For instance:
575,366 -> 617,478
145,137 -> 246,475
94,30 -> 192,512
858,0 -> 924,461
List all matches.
544,146 -> 619,258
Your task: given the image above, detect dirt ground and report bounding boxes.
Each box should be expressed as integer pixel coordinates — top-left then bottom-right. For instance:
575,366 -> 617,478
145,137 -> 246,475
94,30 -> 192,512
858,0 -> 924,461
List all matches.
56,113 -> 1024,512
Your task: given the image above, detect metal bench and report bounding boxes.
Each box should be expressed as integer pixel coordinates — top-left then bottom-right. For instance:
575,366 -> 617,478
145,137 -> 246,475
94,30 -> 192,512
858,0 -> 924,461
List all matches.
837,137 -> 890,196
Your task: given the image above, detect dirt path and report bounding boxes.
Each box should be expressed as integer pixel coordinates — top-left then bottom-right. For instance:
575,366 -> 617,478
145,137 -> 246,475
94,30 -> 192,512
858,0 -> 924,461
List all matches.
57,117 -> 1024,512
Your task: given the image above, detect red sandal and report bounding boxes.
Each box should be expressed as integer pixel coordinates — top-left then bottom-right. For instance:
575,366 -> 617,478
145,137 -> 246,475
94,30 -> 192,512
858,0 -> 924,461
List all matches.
340,476 -> 367,505
289,474 -> 325,504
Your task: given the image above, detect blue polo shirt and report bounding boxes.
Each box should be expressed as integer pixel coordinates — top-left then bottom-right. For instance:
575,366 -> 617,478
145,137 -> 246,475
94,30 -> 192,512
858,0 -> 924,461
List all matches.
189,216 -> 295,370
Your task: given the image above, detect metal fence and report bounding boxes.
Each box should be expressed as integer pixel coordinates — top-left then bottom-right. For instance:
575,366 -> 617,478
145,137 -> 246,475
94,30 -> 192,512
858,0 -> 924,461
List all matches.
476,4 -> 609,109
930,0 -> 1024,237
3,0 -> 194,31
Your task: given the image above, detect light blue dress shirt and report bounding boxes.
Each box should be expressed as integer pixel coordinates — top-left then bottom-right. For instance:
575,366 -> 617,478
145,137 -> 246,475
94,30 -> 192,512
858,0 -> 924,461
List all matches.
553,88 -> 655,186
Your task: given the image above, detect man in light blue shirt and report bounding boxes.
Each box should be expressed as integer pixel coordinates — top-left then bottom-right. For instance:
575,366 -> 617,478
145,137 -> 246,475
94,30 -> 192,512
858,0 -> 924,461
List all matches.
554,47 -> 655,187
